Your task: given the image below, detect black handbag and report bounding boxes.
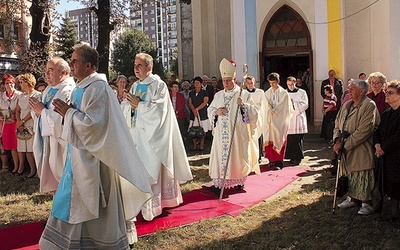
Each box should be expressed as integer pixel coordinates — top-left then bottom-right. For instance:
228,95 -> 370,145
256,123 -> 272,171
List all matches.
187,117 -> 205,139
336,176 -> 349,197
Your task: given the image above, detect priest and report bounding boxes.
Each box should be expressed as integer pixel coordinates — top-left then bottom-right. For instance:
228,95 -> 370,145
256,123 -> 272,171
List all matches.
40,44 -> 153,249
125,52 -> 193,221
29,57 -> 75,193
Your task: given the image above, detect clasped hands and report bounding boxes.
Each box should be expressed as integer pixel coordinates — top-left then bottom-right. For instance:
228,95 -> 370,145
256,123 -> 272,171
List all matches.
28,97 -> 46,116
125,92 -> 141,109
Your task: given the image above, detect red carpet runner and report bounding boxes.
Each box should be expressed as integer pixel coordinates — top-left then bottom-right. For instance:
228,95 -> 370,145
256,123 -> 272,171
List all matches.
0,166 -> 306,250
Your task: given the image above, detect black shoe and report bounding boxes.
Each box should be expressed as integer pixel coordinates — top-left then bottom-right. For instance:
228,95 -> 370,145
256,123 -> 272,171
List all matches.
202,185 -> 221,195
289,159 -> 301,165
274,161 -> 284,170
380,214 -> 399,222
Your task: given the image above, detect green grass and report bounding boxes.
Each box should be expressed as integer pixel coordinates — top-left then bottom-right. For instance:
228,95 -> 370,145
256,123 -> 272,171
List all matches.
1,135 -> 399,249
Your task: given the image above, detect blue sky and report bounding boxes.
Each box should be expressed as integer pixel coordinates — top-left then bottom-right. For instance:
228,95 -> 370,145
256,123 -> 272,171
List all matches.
56,0 -> 83,14
54,0 -> 84,27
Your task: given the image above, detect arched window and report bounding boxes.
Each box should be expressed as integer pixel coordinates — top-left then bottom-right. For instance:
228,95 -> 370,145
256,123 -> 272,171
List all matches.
263,5 -> 310,50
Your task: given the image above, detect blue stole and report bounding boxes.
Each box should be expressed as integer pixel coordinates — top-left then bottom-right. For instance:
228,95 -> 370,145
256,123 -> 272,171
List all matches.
133,83 -> 149,125
51,86 -> 87,222
38,88 -> 58,145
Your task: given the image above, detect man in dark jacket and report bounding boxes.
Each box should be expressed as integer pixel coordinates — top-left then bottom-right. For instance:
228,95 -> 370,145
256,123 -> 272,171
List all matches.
321,69 -> 343,109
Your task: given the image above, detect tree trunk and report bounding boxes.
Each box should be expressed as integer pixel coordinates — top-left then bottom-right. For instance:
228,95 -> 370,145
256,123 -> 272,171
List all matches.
29,0 -> 50,57
95,0 -> 113,79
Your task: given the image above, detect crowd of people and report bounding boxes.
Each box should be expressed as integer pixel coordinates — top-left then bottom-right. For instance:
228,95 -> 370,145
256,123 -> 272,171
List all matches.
0,41 -> 399,248
319,69 -> 400,220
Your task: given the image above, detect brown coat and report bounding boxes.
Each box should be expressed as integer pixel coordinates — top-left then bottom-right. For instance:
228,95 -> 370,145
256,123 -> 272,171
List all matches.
333,96 -> 380,172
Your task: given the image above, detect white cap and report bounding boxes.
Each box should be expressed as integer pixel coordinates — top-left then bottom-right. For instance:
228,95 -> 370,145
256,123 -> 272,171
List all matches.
219,58 -> 236,78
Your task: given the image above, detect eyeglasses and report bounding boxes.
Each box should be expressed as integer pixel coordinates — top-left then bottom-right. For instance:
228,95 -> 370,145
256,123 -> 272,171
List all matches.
385,90 -> 397,95
371,81 -> 382,85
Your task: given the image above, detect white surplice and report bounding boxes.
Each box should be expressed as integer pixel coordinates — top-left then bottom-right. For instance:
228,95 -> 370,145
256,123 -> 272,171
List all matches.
245,88 -> 268,164
287,88 -> 308,135
33,77 -> 75,193
39,73 -> 153,249
126,73 -> 192,221
208,85 -> 259,188
263,85 -> 294,153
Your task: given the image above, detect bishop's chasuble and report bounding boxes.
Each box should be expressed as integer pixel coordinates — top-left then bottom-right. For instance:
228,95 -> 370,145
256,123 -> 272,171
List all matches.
208,85 -> 259,188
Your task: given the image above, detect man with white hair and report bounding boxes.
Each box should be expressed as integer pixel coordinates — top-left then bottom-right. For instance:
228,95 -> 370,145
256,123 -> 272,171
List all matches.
29,57 -> 75,193
39,44 -> 153,249
206,58 -> 259,194
125,52 -> 193,221
202,74 -> 215,104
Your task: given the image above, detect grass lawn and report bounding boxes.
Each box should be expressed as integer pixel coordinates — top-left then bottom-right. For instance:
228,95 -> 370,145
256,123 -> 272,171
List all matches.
1,134 -> 399,249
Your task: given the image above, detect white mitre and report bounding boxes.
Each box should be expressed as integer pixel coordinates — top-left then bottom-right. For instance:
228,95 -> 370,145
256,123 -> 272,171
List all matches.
219,58 -> 236,78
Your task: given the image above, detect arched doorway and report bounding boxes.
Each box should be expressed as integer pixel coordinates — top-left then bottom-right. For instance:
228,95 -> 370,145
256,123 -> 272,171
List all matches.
261,5 -> 313,121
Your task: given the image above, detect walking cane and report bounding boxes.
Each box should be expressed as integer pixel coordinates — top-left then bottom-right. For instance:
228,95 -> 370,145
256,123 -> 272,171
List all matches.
332,131 -> 350,214
219,64 -> 248,202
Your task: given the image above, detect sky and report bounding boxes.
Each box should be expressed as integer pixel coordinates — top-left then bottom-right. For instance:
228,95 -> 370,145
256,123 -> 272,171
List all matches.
54,0 -> 84,27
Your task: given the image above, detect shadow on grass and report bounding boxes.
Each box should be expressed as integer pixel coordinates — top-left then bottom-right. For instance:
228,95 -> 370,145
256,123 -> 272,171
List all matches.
30,193 -> 53,204
0,173 -> 41,196
185,180 -> 400,249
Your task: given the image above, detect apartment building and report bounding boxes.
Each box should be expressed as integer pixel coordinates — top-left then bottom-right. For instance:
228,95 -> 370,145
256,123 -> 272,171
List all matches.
67,8 -> 98,49
130,0 -> 178,70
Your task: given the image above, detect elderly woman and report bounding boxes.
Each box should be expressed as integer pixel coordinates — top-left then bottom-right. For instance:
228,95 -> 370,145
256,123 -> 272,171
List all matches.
367,72 -> 390,115
15,73 -> 41,177
374,80 -> 400,221
0,74 -> 21,174
334,79 -> 380,215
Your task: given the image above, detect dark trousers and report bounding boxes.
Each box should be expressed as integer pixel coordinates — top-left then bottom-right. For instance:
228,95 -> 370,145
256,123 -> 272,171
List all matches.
285,134 -> 304,161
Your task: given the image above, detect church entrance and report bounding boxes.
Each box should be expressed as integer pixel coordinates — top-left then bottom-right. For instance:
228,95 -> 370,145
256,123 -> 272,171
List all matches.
261,5 -> 313,121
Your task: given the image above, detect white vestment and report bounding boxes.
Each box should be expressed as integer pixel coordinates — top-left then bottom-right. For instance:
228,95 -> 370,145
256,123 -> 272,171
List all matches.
264,86 -> 294,153
126,73 -> 192,221
287,88 -> 308,135
39,73 -> 153,249
208,85 -> 259,188
33,77 -> 75,193
245,88 -> 268,163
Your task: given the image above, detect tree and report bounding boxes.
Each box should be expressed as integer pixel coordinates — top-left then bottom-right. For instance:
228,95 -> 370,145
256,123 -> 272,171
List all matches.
111,29 -> 165,79
91,0 -> 113,77
54,16 -> 77,61
75,0 -> 127,78
170,56 -> 178,76
0,0 -> 23,52
19,0 -> 52,77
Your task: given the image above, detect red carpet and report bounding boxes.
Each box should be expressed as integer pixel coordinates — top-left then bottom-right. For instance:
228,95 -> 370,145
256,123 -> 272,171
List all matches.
135,189 -> 243,236
222,166 -> 306,216
0,166 -> 306,250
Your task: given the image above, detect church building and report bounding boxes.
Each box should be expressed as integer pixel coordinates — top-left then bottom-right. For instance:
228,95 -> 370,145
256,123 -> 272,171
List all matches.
178,0 -> 400,124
